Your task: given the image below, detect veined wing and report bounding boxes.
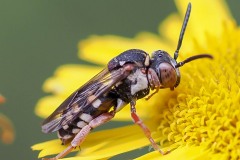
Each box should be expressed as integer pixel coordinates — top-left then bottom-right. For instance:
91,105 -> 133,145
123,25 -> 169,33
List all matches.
42,65 -> 134,133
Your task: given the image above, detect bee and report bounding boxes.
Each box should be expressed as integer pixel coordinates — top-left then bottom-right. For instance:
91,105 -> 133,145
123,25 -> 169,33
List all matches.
41,3 -> 213,160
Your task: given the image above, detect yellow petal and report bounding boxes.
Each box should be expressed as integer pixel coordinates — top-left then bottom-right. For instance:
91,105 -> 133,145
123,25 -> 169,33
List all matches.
114,98 -> 154,121
79,33 -> 170,65
36,65 -> 102,118
176,0 -> 232,30
35,96 -> 64,118
33,125 -> 157,159
43,65 -> 102,95
159,0 -> 235,59
136,146 -> 227,160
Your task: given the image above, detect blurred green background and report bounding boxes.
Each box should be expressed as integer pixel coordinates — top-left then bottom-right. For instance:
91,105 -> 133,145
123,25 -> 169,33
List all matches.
0,0 -> 239,159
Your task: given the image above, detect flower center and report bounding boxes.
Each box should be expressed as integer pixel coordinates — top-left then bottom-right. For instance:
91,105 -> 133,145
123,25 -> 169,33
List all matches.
151,26 -> 240,158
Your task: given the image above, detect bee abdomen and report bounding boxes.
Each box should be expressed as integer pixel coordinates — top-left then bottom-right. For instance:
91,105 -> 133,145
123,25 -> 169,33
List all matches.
57,115 -> 91,145
58,96 -> 117,144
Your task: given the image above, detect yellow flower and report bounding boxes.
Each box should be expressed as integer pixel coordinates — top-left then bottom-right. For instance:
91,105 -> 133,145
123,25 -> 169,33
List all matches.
0,95 -> 15,144
32,0 -> 240,159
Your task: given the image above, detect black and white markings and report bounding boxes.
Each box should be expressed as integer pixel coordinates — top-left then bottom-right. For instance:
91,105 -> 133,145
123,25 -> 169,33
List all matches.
77,121 -> 87,128
58,113 -> 93,142
72,128 -> 81,134
127,69 -> 149,96
62,125 -> 69,130
79,113 -> 93,123
91,99 -> 102,108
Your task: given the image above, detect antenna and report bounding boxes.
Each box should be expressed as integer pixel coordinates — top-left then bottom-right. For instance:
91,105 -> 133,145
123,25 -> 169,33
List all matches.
175,54 -> 213,68
174,3 -> 192,60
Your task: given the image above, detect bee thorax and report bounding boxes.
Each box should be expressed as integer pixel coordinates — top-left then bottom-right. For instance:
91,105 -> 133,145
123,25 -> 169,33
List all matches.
127,69 -> 149,96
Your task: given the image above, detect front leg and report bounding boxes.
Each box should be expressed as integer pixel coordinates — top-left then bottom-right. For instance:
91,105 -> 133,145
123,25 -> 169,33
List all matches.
42,111 -> 115,160
130,100 -> 167,155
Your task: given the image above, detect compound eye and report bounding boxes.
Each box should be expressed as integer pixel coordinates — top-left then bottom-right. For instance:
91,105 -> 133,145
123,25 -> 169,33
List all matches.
159,63 -> 177,88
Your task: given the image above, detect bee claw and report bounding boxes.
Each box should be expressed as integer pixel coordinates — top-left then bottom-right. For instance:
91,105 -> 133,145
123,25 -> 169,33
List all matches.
161,150 -> 170,155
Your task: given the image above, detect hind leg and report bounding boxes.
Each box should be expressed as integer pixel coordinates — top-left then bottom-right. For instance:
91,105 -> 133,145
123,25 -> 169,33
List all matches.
42,111 -> 115,160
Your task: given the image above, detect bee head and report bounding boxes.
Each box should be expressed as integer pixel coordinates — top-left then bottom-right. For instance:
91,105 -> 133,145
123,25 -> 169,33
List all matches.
147,50 -> 213,91
149,50 -> 180,90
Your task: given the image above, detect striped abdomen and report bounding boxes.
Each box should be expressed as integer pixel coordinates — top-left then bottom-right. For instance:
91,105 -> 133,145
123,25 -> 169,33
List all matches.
58,93 -> 117,144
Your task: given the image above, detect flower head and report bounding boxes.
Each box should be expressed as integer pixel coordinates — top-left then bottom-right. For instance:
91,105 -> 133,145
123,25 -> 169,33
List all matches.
32,0 -> 240,159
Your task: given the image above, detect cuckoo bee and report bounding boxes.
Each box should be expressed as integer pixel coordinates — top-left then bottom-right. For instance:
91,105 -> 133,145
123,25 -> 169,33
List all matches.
41,3 -> 212,160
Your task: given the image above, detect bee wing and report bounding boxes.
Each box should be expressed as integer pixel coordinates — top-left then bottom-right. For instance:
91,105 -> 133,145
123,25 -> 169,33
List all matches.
42,66 -> 133,133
